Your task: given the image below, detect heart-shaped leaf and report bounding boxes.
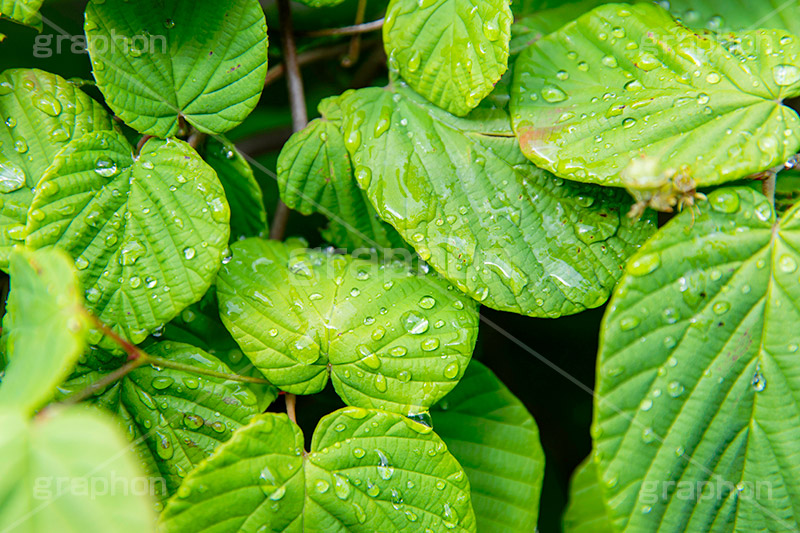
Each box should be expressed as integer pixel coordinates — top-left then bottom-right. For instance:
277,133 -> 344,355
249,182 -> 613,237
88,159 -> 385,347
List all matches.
204,137 -> 267,242
160,408 -> 477,532
594,187 -> 800,531
383,0 -> 512,116
0,68 -> 115,267
0,407 -> 156,532
431,360 -> 545,532
0,248 -> 88,415
277,95 -> 408,252
25,129 -> 230,345
337,83 -> 655,317
58,340 -> 273,500
562,457 -> 613,533
216,238 -> 479,414
510,3 -> 800,187
0,0 -> 42,27
85,0 -> 268,137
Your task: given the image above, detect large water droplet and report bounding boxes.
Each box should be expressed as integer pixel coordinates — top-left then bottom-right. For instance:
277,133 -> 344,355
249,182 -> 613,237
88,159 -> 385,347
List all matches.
773,64 -> 800,86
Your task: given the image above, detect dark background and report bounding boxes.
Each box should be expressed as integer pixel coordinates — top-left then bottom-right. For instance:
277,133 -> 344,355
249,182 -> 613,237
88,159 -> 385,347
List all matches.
0,2 -> 602,530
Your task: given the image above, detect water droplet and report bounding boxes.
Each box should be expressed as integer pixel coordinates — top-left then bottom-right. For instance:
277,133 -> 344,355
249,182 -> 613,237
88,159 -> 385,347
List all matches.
374,373 -> 388,392
418,296 -> 436,309
709,189 -> 740,214
752,370 -> 766,391
164,18 -> 175,29
33,92 -> 62,117
315,480 -> 330,493
333,473 -> 351,500
151,376 -> 174,390
401,311 -> 429,334
0,155 -> 26,193
541,85 -> 567,103
407,50 -> 422,72
443,361 -> 460,379
667,381 -> 684,397
712,301 -> 730,315
779,255 -> 798,273
773,64 -> 800,86
376,449 -> 394,480
482,16 -> 500,41
94,157 -> 118,178
183,413 -> 204,430
353,447 -> 366,459
620,316 -> 640,331
390,346 -> 408,357
628,252 -> 660,276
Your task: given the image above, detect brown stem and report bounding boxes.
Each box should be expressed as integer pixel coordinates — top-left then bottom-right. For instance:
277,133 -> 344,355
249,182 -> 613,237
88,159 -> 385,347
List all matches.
285,393 -> 297,423
264,43 -> 351,88
342,0 -> 369,67
272,0 -> 310,241
89,314 -> 146,362
187,130 -> 207,152
762,171 -> 777,207
306,18 -> 383,37
135,134 -> 153,154
62,358 -> 148,405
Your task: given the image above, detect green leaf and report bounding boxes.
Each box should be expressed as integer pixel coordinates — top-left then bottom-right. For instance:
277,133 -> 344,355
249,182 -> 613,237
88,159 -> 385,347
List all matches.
0,248 -> 88,416
277,96 -> 408,251
25,130 -> 230,345
0,0 -> 43,27
0,68 -> 116,268
594,187 -> 800,531
85,0 -> 269,137
338,83 -> 656,317
154,288 -> 277,406
217,238 -> 479,414
510,3 -> 800,187
204,137 -> 268,242
58,340 -> 272,500
510,0 -> 800,45
562,457 -> 614,533
0,407 -> 156,532
431,360 -> 545,532
383,0 -> 512,116
160,408 -> 477,532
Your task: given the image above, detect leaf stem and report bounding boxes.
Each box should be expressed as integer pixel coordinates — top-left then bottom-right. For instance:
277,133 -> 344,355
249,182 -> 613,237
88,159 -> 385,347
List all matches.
285,393 -> 297,423
762,171 -> 777,207
188,130 -> 207,152
341,0 -> 369,67
264,43 -> 352,88
146,355 -> 273,385
88,313 -> 146,362
62,358 -> 149,405
306,17 -> 383,38
272,0 -> 309,241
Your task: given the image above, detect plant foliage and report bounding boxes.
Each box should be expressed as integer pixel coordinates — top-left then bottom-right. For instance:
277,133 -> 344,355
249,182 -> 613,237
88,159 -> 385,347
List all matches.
2,0 -> 800,531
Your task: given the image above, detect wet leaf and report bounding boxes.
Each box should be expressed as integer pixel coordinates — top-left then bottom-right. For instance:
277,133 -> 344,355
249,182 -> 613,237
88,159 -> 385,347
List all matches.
25,130 -> 230,346
0,248 -> 88,415
594,187 -> 800,531
0,0 -> 43,27
58,341 -> 274,500
0,407 -> 156,532
160,408 -> 477,532
277,95 -> 408,252
510,3 -> 800,187
337,82 -> 655,317
383,0 -> 512,116
562,457 -> 613,533
0,68 -> 115,268
204,136 -> 268,242
216,238 -> 479,414
85,0 -> 268,136
432,360 -> 545,532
